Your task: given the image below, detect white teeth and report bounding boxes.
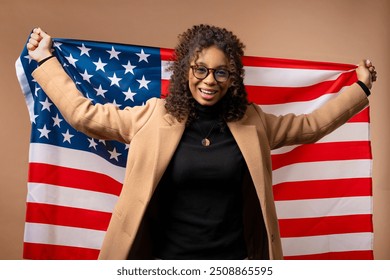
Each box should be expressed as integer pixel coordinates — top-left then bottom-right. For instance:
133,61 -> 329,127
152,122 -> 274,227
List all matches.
200,89 -> 216,95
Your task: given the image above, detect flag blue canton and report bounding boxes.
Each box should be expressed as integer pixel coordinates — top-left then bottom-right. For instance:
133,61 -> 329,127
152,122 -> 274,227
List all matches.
20,38 -> 162,167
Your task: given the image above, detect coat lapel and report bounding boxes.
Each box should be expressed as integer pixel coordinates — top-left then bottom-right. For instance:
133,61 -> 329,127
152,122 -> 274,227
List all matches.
152,114 -> 186,191
227,118 -> 267,209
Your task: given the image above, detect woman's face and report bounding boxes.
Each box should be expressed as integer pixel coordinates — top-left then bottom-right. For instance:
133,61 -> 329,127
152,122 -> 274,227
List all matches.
188,45 -> 232,106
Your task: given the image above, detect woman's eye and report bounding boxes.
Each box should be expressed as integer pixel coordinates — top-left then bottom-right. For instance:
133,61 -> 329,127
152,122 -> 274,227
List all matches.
216,69 -> 228,76
196,67 -> 207,74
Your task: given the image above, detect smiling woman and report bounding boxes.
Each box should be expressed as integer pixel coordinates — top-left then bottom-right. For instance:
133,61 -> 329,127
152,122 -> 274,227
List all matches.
165,25 -> 248,126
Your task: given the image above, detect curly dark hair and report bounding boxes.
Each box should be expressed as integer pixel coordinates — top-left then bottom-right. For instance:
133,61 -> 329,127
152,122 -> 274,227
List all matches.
164,24 -> 249,125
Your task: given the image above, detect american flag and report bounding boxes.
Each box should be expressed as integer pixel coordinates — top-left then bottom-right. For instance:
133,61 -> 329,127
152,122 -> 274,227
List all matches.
16,36 -> 373,260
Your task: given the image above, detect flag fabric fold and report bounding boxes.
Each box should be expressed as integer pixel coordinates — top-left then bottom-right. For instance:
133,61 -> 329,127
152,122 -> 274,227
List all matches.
16,37 -> 373,260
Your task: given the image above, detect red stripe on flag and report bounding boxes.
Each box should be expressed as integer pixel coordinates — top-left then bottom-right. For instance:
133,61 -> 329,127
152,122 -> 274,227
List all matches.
278,214 -> 373,238
161,79 -> 170,98
271,141 -> 372,171
25,203 -> 112,231
28,163 -> 122,196
160,48 -> 174,61
348,107 -> 370,122
161,48 -> 356,71
242,56 -> 356,71
273,178 -> 372,201
23,242 -> 100,260
247,72 -> 356,105
284,250 -> 374,260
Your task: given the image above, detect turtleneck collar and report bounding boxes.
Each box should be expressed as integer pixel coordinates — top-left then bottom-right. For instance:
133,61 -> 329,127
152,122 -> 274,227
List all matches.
195,102 -> 222,120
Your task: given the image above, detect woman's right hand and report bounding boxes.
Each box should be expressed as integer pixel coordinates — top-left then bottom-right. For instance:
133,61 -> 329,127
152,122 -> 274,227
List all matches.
356,59 -> 377,90
27,27 -> 53,63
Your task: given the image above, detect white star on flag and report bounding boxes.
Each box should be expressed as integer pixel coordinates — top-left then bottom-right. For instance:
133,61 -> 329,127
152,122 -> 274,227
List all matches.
53,41 -> 62,51
108,73 -> 122,87
111,99 -> 122,108
88,138 -> 98,150
40,97 -> 53,112
65,54 -> 78,67
78,44 -> 91,56
107,46 -> 120,60
94,84 -> 108,97
37,125 -> 51,139
93,58 -> 107,72
137,75 -> 151,89
24,55 -> 33,64
80,70 -> 93,82
123,87 -> 137,101
52,114 -> 63,127
34,87 -> 40,97
31,114 -> 38,124
108,147 -> 121,161
122,60 -> 136,75
62,129 -> 74,143
136,49 -> 150,63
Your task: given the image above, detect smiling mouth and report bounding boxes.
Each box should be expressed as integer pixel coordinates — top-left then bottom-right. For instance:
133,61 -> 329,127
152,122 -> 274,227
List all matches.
199,88 -> 217,95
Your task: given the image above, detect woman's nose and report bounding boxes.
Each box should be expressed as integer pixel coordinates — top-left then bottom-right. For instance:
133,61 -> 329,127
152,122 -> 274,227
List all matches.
203,70 -> 217,84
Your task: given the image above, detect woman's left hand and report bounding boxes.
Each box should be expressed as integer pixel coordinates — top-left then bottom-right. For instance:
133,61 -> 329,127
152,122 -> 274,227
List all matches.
356,59 -> 377,89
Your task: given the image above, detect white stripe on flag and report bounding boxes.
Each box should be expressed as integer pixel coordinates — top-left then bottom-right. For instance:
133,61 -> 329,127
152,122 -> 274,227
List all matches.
275,196 -> 372,219
272,123 -> 370,155
259,90 -> 352,115
281,232 -> 374,257
161,60 -> 172,80
24,223 -> 105,249
27,183 -> 118,213
260,93 -> 335,115
29,143 -> 125,183
272,159 -> 372,184
244,66 -> 345,87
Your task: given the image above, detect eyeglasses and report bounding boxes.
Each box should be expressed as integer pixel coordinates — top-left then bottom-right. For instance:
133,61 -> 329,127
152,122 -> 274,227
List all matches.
190,65 -> 231,82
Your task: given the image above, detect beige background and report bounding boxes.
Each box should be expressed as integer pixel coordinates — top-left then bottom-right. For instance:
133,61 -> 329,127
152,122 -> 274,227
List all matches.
0,0 -> 389,259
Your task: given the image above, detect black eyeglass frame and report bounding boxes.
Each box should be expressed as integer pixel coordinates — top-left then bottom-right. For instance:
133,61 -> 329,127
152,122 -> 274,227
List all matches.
190,65 -> 231,82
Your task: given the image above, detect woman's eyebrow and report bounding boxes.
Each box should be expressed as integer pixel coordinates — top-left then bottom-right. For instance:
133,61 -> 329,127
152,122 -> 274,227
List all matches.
195,61 -> 229,68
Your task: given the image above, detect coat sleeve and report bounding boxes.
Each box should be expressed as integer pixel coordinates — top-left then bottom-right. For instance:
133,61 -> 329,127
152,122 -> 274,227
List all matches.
32,58 -> 158,143
255,83 -> 369,150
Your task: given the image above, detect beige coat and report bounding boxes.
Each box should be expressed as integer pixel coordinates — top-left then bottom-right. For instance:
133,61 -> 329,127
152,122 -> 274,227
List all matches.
33,58 -> 369,259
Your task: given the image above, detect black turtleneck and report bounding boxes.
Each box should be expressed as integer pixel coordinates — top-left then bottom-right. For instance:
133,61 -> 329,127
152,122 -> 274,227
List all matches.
151,103 -> 248,260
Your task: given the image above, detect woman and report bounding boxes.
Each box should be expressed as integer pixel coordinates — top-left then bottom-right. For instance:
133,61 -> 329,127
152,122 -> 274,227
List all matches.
27,24 -> 376,260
